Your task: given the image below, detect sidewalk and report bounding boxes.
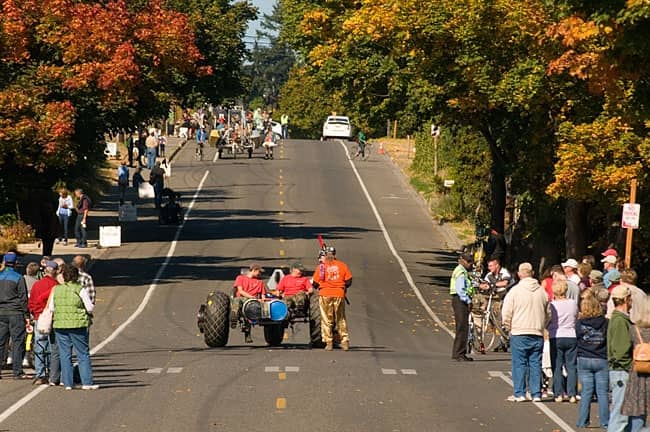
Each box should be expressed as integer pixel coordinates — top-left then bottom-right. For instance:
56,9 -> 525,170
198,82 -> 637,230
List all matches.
15,136 -> 188,267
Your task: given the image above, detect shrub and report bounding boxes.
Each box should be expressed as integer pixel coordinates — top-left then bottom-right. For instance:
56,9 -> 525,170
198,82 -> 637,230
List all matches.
0,214 -> 36,243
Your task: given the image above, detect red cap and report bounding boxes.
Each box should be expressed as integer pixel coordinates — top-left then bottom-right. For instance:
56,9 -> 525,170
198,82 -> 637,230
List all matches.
601,248 -> 618,257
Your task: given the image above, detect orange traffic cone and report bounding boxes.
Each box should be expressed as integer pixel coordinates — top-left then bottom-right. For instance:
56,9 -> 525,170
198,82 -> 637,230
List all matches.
378,142 -> 385,155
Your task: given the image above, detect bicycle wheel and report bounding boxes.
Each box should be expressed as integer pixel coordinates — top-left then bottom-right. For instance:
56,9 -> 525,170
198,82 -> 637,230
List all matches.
490,306 -> 509,348
482,313 -> 498,352
471,312 -> 485,354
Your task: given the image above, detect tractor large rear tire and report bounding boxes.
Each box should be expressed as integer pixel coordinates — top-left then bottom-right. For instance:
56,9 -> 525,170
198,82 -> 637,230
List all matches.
264,325 -> 284,347
202,292 -> 230,347
309,296 -> 325,348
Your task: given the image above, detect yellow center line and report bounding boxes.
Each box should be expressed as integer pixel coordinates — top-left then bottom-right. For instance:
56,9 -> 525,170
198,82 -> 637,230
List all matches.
278,372 -> 286,381
279,190 -> 284,195
278,211 -> 284,216
280,200 -> 284,206
279,250 -> 285,256
276,398 -> 287,410
279,238 -> 285,243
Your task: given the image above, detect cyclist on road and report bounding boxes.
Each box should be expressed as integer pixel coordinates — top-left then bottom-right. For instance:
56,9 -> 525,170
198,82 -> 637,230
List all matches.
354,130 -> 367,159
450,252 -> 475,362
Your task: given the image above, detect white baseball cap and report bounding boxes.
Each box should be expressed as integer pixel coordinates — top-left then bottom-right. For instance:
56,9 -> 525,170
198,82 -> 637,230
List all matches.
561,258 -> 578,269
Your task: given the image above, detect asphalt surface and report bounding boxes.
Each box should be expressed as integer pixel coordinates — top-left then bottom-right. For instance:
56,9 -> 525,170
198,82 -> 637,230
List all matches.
0,139 -> 593,431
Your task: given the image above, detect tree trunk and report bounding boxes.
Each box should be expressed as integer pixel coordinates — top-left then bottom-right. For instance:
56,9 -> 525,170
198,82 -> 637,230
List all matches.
565,199 -> 588,259
490,161 -> 506,234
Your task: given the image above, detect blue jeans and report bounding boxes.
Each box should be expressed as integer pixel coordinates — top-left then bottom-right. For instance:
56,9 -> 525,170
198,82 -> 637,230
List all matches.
55,327 -> 94,387
577,357 -> 609,428
74,216 -> 87,247
33,322 -> 60,381
0,314 -> 26,377
57,213 -> 70,240
146,147 -> 157,169
510,334 -> 544,398
609,370 -> 631,432
550,337 -> 577,397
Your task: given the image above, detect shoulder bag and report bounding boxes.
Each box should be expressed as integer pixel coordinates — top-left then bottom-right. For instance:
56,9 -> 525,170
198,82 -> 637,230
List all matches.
37,289 -> 56,335
633,326 -> 650,374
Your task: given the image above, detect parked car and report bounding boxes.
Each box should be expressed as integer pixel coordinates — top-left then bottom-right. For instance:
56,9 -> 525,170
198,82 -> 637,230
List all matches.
322,116 -> 352,140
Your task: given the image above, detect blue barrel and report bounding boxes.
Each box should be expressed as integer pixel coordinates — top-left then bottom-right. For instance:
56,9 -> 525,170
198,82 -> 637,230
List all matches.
268,299 -> 288,321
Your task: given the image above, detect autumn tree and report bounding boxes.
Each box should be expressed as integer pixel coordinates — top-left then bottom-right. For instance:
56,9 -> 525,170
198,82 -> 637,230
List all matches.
545,0 -> 650,257
0,0 -> 204,214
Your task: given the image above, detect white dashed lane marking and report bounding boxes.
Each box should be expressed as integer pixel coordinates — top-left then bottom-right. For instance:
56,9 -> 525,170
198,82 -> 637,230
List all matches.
381,368 -> 417,375
145,367 -> 183,374
265,366 -> 299,373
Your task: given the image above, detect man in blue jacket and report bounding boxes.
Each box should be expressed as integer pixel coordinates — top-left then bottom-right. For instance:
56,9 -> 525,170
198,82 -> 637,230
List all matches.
0,252 -> 31,379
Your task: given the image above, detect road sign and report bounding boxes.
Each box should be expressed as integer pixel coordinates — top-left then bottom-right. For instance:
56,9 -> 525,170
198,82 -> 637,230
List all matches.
622,203 -> 640,229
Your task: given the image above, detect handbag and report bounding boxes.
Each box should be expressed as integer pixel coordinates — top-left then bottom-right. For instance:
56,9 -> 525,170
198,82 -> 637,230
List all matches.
633,326 -> 650,374
37,289 -> 56,335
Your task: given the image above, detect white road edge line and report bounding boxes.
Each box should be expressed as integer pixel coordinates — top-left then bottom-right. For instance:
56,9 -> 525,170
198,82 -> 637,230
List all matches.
338,140 -> 454,338
341,141 -> 575,432
0,169 -> 211,425
212,148 -> 219,163
490,371 -> 576,432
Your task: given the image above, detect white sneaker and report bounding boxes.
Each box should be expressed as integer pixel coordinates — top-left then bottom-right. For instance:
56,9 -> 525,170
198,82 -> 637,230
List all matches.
532,397 -> 542,402
81,384 -> 99,390
65,387 -> 72,391
507,395 -> 527,402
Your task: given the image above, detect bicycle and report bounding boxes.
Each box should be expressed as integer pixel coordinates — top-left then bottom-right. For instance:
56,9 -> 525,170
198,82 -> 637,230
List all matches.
195,141 -> 204,161
467,277 -> 509,354
351,139 -> 372,160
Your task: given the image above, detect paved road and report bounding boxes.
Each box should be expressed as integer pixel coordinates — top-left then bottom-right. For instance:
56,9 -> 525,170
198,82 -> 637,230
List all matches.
0,139 -> 589,431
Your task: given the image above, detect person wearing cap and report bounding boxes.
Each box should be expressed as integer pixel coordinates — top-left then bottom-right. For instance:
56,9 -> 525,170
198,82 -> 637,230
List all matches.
0,252 -> 32,379
272,263 -> 313,314
28,260 -> 61,385
562,258 -> 581,286
607,284 -> 634,432
232,264 -> 267,343
450,252 -> 475,361
312,247 -> 352,351
606,269 -> 647,321
501,262 -> 550,402
602,255 -> 621,290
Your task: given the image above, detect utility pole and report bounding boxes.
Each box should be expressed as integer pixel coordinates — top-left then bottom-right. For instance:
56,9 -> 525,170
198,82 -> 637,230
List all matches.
624,179 -> 638,268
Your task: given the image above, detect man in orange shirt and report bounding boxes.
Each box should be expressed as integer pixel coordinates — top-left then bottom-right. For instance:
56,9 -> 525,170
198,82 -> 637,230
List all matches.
312,247 -> 352,351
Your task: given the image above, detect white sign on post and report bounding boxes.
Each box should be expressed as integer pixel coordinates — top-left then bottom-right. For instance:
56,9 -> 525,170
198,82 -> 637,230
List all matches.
622,203 -> 641,229
99,226 -> 121,248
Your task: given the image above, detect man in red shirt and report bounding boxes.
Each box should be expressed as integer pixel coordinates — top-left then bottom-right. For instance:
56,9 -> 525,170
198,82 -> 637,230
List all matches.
312,247 -> 352,351
272,263 -> 313,314
28,260 -> 60,384
232,263 -> 267,343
